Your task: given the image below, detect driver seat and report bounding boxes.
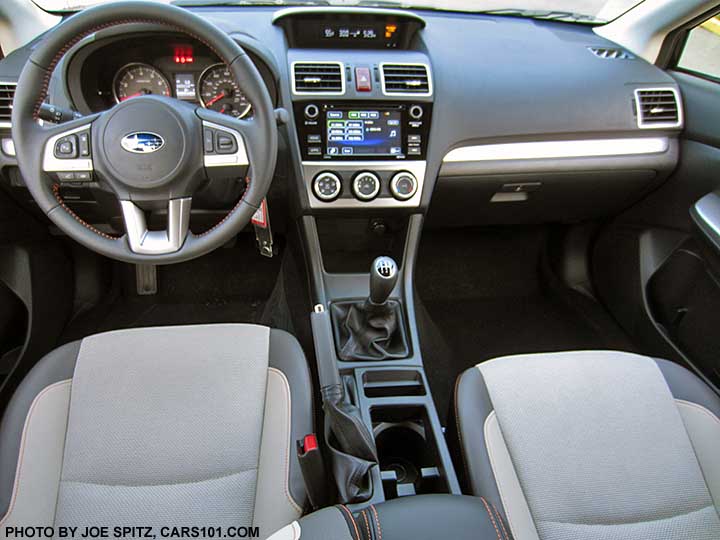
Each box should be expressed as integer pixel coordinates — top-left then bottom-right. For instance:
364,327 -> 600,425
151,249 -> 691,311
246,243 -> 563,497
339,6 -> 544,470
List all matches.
0,324 -> 312,536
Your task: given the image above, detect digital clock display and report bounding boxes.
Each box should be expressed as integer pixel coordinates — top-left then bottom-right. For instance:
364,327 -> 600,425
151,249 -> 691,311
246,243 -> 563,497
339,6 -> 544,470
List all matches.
318,23 -> 400,47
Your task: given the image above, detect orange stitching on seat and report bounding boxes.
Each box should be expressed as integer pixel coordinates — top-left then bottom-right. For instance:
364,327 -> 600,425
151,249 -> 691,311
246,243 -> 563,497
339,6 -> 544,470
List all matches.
339,505 -> 361,540
361,510 -> 371,540
492,503 -> 510,540
479,497 -> 502,540
370,504 -> 382,540
52,184 -> 119,240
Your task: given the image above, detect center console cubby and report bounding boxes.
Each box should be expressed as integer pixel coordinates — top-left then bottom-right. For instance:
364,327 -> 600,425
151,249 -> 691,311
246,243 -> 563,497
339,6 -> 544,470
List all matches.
372,405 -> 450,499
352,366 -> 460,503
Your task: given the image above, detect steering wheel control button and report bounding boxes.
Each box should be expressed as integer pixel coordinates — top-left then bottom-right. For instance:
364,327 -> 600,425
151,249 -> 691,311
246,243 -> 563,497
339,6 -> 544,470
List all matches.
215,132 -> 237,155
355,67 -> 372,92
203,128 -> 215,153
304,104 -> 319,121
352,171 -> 381,201
78,131 -> 90,157
390,171 -> 418,200
313,172 -> 341,201
54,135 -> 78,159
56,172 -> 76,181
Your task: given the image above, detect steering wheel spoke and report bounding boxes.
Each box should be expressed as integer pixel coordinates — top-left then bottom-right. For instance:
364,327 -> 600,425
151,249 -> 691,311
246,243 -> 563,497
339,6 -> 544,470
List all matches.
40,115 -> 100,183
197,109 -> 252,177
120,198 -> 192,255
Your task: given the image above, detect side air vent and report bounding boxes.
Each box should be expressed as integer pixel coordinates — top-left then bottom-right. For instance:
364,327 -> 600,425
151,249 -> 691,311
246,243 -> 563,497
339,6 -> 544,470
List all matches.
588,46 -> 634,60
634,88 -> 682,129
292,62 -> 344,95
380,63 -> 432,96
0,82 -> 16,127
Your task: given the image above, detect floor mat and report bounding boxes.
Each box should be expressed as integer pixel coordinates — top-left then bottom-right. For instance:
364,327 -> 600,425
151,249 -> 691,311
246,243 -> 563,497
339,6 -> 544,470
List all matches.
416,226 -> 636,423
60,236 -> 282,343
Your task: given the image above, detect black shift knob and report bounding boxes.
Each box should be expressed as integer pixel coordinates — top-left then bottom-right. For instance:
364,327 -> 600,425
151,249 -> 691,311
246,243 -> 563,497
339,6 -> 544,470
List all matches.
369,256 -> 398,306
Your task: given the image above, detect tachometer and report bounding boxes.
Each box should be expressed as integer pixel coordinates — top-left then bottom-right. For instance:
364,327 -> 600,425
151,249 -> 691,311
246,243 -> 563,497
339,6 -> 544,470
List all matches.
113,63 -> 171,103
198,63 -> 251,119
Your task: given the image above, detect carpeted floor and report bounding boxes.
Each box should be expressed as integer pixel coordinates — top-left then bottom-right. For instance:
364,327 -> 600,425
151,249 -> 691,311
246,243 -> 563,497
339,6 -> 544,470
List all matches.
60,235 -> 283,343
415,226 -> 637,424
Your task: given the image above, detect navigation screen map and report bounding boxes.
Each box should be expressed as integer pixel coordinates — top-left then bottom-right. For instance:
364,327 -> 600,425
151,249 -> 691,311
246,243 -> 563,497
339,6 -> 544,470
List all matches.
325,109 -> 402,157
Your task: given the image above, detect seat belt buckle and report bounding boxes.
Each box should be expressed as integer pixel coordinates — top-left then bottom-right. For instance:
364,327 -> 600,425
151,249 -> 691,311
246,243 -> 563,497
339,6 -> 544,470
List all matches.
297,433 -> 330,510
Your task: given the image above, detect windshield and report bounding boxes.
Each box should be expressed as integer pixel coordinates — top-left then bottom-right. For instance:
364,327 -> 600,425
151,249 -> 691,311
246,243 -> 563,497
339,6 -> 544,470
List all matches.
32,0 -> 646,23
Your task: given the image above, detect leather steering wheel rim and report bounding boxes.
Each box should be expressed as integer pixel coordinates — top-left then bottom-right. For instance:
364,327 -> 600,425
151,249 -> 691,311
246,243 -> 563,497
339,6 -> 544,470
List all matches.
11,1 -> 277,264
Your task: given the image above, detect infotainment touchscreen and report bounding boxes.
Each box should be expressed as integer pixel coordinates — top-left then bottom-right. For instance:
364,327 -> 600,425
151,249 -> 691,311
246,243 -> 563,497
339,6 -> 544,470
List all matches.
325,109 -> 403,158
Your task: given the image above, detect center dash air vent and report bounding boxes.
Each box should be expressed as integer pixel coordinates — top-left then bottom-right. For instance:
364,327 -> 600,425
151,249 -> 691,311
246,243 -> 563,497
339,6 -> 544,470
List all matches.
292,62 -> 344,94
634,88 -> 682,129
380,63 -> 432,96
588,46 -> 634,60
0,82 -> 16,126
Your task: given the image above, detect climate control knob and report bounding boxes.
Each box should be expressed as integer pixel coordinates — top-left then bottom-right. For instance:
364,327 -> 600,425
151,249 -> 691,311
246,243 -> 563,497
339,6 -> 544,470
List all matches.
352,171 -> 381,201
312,172 -> 341,201
390,171 -> 418,200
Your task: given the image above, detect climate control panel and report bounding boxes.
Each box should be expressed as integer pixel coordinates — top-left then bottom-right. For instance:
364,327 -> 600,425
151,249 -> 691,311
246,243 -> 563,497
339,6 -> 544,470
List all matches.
302,161 -> 425,209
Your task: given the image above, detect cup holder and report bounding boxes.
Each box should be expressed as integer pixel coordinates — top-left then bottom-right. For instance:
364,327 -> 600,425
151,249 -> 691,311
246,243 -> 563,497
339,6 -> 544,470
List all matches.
372,407 -> 448,499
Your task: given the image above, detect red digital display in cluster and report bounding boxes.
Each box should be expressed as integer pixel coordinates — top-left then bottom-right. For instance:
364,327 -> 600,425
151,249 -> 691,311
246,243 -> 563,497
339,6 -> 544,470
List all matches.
174,46 -> 194,64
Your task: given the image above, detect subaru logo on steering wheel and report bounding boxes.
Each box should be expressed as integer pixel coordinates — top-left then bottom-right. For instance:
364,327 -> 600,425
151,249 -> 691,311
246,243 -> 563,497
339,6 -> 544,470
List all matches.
121,132 -> 165,154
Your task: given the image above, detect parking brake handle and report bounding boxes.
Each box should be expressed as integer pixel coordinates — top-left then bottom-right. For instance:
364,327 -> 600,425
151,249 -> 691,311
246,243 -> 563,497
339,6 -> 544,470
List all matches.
310,304 -> 378,504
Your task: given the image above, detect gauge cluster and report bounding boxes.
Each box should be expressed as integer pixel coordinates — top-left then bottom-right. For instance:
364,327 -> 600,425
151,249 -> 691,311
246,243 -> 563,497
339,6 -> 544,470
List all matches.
69,34 -> 277,119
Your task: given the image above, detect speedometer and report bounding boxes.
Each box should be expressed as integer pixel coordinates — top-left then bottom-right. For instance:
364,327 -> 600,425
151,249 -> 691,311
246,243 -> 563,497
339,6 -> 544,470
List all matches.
198,63 -> 252,119
113,63 -> 171,103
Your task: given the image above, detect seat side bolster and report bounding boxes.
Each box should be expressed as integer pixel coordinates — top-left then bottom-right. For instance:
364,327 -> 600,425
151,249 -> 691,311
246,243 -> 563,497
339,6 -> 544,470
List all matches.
485,412 -> 540,540
0,340 -> 80,516
264,329 -> 314,513
454,368 -> 505,510
655,359 -> 720,418
676,399 -> 720,514
0,379 -> 71,528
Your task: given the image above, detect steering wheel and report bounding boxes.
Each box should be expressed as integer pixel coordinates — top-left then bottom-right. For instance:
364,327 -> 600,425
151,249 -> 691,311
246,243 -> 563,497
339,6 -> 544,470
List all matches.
11,1 -> 277,264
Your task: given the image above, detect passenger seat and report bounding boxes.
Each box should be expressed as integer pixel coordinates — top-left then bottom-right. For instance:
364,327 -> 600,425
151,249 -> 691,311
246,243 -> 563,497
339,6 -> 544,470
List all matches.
453,351 -> 720,540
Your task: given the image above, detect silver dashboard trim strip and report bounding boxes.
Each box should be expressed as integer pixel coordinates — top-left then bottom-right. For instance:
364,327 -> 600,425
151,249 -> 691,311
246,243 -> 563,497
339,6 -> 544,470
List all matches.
442,137 -> 670,163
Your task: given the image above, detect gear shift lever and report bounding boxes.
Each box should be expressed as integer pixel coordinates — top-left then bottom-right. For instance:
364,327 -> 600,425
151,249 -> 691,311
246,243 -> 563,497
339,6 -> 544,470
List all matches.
369,256 -> 399,306
330,255 -> 409,361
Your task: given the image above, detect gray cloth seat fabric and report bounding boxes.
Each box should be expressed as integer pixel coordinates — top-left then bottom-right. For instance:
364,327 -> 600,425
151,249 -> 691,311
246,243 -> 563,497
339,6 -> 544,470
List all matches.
0,324 -> 313,539
454,350 -> 720,540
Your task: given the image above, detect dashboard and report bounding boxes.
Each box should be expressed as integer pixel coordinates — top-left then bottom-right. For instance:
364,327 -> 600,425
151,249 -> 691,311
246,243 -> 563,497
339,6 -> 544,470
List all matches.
0,5 -> 685,228
66,33 -> 279,118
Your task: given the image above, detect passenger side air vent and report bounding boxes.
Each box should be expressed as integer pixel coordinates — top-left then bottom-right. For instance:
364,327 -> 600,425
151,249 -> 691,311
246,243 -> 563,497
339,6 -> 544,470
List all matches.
292,62 -> 344,94
588,46 -> 634,60
0,82 -> 16,127
634,88 -> 682,129
380,63 -> 432,96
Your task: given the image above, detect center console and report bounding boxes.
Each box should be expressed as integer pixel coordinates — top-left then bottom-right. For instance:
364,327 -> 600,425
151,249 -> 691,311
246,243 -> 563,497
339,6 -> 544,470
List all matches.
294,101 -> 431,208
275,6 -> 457,508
